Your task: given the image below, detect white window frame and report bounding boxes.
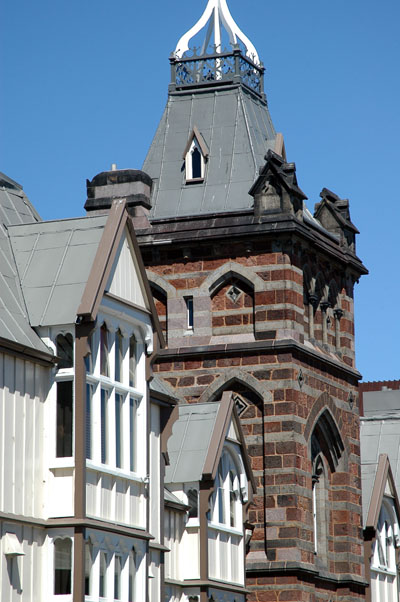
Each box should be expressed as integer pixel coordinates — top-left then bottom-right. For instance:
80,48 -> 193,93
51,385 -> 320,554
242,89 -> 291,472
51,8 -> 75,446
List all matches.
185,138 -> 206,182
84,312 -> 147,480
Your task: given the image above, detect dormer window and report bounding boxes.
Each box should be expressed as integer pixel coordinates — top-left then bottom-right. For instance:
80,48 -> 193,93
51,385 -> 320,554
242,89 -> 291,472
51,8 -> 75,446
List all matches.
183,126 -> 209,184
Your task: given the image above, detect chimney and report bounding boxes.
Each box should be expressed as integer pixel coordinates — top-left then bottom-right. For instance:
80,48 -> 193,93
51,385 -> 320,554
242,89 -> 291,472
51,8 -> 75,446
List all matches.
85,168 -> 152,228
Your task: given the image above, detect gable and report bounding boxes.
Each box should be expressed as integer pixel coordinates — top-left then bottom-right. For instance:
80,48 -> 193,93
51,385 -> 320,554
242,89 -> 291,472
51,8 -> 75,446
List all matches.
106,228 -> 150,311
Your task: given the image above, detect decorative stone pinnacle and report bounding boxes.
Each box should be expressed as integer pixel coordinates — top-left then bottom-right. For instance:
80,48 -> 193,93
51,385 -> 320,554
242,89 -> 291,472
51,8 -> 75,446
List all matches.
174,0 -> 260,65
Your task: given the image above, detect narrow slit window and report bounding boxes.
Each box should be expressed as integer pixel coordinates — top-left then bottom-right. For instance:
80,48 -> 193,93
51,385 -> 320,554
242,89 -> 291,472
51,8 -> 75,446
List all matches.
115,394 -> 123,469
185,297 -> 194,330
56,381 -> 73,457
54,538 -> 72,595
101,389 -> 108,464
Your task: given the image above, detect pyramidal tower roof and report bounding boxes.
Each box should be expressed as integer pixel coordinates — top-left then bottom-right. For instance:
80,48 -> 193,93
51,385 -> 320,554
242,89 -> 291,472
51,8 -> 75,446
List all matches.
143,0 -> 279,220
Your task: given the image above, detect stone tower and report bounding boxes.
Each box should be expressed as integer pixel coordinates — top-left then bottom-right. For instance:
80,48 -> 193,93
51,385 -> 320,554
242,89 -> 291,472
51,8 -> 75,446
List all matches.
88,1 -> 368,600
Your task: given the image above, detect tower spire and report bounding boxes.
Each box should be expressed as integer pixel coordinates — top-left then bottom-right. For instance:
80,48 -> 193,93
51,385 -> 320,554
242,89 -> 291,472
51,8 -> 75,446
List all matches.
175,0 -> 260,65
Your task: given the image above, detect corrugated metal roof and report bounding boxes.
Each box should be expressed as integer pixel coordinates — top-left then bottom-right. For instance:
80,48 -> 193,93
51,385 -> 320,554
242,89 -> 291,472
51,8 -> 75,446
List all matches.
9,215 -> 107,327
165,402 -> 220,484
143,86 -> 276,219
0,174 -> 50,353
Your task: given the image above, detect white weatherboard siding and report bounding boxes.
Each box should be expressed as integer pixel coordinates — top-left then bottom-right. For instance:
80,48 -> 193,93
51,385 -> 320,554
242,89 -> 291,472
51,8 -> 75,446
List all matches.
208,527 -> 243,584
107,231 -> 149,310
86,470 -> 146,527
0,353 -> 48,518
0,522 -> 45,602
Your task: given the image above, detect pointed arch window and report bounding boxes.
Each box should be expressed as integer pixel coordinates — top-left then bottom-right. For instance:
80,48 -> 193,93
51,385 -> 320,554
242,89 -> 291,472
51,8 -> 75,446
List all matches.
183,126 -> 209,183
371,499 -> 399,601
212,451 -> 241,528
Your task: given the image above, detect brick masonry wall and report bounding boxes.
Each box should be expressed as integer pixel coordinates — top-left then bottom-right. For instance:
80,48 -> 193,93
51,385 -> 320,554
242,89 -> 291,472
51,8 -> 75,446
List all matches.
141,234 -> 365,601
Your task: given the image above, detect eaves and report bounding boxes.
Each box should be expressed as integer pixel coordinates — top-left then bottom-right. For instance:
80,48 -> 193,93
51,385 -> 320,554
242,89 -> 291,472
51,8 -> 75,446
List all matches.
137,212 -> 367,276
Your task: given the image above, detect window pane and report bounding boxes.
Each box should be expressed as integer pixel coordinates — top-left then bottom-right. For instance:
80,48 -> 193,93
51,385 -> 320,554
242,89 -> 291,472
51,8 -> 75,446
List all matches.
54,539 -> 72,595
229,471 -> 235,527
56,333 -> 73,369
115,330 -> 123,382
99,551 -> 107,597
84,333 -> 92,373
128,551 -> 135,602
85,384 -> 92,460
130,397 -> 136,472
129,335 -> 136,387
116,394 -> 123,469
185,297 -> 194,329
191,146 -> 202,178
114,555 -> 122,600
101,389 -> 108,464
85,542 -> 92,596
56,381 -> 73,457
188,489 -> 198,519
100,324 -> 109,377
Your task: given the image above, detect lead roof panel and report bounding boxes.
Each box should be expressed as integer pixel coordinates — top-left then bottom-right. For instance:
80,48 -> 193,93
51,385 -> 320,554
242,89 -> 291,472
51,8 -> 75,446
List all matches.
9,215 -> 107,327
165,402 -> 221,484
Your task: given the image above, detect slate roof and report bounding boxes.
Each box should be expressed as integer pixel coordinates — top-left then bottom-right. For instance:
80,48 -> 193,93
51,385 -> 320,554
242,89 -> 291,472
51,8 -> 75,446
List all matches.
165,402 -> 220,484
0,173 -> 50,354
143,86 -> 276,219
360,389 -> 400,526
8,215 -> 107,327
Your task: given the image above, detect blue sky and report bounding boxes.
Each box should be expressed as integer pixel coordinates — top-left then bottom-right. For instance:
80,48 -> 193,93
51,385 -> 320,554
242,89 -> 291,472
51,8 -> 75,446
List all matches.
1,0 -> 399,382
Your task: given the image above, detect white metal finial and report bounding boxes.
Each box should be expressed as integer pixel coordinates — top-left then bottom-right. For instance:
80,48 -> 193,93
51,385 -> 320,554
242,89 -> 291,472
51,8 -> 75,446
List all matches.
175,0 -> 260,65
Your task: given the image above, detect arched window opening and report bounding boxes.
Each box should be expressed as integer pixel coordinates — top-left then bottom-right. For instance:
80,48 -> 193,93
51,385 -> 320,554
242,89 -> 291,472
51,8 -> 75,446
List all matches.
56,333 -> 73,369
184,133 -> 207,183
310,409 -> 344,564
210,275 -> 254,337
54,538 -> 72,595
311,454 -> 327,558
115,329 -> 124,382
100,323 -> 109,377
